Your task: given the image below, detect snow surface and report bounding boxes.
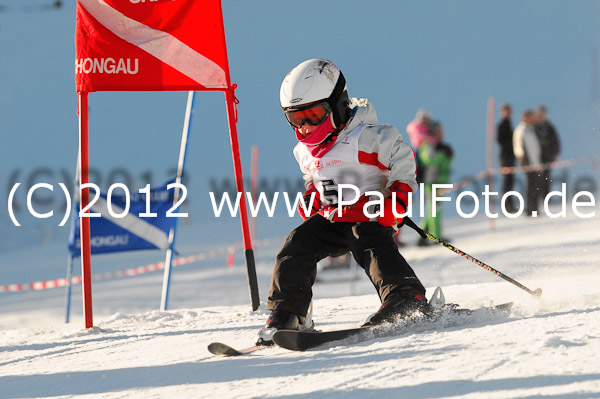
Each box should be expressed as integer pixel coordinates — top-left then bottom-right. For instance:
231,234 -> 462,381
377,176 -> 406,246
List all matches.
1,207 -> 600,399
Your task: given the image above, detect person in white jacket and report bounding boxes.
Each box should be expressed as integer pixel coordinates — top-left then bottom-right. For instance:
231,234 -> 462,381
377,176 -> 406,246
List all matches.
513,109 -> 543,215
256,59 -> 430,345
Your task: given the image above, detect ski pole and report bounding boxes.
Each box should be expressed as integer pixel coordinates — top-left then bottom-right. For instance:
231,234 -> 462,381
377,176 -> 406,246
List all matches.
403,217 -> 542,297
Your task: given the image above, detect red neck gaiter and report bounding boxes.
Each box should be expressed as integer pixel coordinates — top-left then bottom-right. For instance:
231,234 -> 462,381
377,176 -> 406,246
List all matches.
295,117 -> 338,157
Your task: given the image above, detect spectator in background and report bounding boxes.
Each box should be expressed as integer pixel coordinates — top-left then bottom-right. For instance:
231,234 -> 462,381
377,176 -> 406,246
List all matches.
406,109 -> 434,184
513,110 -> 542,215
496,103 -> 517,212
418,121 -> 453,246
534,105 -> 561,199
406,109 -> 434,148
398,109 -> 434,247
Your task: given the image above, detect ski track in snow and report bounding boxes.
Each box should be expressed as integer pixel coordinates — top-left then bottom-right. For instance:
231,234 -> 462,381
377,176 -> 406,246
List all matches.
1,209 -> 600,398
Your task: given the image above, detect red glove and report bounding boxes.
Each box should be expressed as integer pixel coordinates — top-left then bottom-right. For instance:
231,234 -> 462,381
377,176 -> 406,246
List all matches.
298,184 -> 321,220
376,181 -> 411,227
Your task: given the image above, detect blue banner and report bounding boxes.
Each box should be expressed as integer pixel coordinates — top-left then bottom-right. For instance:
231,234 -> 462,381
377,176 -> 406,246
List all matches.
68,180 -> 178,257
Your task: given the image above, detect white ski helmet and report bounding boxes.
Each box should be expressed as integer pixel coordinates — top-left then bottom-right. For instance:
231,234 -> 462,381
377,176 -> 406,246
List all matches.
280,58 -> 350,129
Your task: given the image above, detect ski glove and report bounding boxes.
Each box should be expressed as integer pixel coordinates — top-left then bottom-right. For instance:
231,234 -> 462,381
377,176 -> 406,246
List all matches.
376,181 -> 411,228
298,183 -> 321,220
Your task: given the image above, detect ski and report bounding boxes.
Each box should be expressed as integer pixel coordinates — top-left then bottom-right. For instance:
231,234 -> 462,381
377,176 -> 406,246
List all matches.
207,342 -> 272,357
273,302 -> 513,352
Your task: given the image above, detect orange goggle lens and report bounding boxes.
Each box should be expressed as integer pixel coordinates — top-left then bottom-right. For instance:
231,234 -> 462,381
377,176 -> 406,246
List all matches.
284,102 -> 331,128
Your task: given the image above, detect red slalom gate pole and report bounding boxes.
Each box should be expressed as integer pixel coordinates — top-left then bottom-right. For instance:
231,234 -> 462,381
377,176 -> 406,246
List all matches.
217,0 -> 259,311
224,86 -> 260,311
78,91 -> 94,328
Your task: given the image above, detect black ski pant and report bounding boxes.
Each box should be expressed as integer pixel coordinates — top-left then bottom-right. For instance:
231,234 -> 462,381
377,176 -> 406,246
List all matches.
267,214 -> 426,317
540,168 -> 552,200
500,157 -> 516,211
525,171 -> 544,214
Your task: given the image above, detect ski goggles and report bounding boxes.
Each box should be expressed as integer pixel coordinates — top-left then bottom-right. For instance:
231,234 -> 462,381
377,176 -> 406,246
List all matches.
283,101 -> 332,129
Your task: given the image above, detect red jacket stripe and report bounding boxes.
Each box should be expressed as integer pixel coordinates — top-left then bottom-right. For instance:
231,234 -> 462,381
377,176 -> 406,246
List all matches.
358,151 -> 388,170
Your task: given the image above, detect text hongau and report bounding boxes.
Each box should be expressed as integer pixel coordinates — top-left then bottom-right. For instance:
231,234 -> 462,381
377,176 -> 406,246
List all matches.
75,58 -> 139,75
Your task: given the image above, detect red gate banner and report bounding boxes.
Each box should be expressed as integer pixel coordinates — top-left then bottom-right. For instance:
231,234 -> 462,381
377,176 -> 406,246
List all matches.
73,0 -> 260,326
75,0 -> 229,92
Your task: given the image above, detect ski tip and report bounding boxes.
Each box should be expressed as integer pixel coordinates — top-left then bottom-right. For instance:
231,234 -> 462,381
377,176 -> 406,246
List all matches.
532,288 -> 543,297
208,342 -> 242,357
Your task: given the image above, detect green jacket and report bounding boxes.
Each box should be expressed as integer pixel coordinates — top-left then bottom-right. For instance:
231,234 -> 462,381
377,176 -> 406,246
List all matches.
418,140 -> 453,184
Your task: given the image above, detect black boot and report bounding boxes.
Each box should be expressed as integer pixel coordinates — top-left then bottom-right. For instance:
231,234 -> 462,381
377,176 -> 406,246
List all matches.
256,305 -> 314,345
361,289 -> 432,327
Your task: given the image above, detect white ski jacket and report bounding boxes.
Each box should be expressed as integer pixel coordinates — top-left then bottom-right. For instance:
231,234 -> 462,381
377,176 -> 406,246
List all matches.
293,98 -> 417,222
513,121 -> 541,166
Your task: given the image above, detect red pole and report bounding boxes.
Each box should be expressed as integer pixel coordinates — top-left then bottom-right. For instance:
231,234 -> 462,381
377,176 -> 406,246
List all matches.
217,0 -> 259,310
78,91 -> 94,328
224,87 -> 260,310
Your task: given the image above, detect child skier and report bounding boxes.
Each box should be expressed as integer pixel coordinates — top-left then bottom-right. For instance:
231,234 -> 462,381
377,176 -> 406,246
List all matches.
257,59 -> 430,345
